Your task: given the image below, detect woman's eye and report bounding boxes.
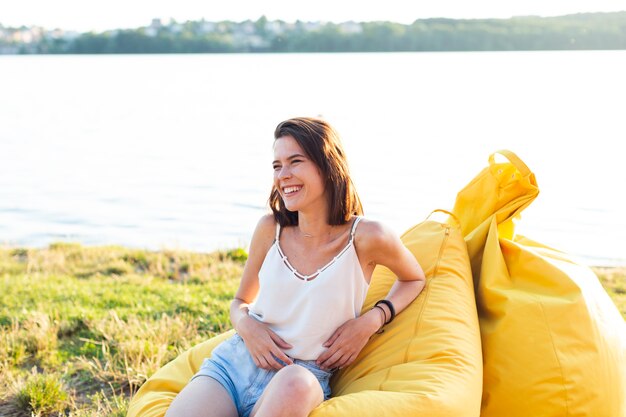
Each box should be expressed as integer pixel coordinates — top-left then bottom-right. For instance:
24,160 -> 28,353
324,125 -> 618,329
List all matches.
273,166 -> 280,171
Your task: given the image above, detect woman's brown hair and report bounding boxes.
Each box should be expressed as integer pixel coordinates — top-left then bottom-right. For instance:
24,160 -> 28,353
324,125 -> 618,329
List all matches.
269,117 -> 363,227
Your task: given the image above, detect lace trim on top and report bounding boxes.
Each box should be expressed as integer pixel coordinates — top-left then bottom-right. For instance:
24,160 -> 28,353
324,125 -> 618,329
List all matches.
275,217 -> 362,282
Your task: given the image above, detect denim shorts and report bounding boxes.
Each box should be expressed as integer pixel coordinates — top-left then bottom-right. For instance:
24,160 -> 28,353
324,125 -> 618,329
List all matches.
191,333 -> 333,417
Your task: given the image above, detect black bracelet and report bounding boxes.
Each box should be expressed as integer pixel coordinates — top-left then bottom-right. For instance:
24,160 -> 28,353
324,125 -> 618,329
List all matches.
375,299 -> 396,325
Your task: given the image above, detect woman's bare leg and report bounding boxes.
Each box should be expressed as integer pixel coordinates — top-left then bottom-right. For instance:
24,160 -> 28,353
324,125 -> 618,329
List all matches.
165,376 -> 238,417
250,365 -> 324,417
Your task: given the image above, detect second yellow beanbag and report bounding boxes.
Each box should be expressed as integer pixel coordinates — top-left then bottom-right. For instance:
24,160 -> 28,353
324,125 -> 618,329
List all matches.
453,150 -> 626,416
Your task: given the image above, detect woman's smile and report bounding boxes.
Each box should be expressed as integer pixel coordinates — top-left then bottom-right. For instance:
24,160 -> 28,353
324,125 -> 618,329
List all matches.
273,135 -> 326,213
283,185 -> 303,197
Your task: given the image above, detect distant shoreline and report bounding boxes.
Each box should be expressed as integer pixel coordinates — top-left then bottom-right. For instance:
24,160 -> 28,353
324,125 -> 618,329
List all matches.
2,49 -> 626,56
2,11 -> 626,55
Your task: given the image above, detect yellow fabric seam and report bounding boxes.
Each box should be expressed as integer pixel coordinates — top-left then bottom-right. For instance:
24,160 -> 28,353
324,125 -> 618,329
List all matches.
538,300 -> 571,416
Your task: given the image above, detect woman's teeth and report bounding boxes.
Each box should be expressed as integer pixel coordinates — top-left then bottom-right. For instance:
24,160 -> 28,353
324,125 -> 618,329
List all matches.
284,186 -> 302,195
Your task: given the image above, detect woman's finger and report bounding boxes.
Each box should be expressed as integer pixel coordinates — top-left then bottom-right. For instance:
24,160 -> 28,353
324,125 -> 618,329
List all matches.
269,330 -> 293,349
268,354 -> 287,370
317,334 -> 348,363
335,355 -> 349,369
272,348 -> 293,366
323,329 -> 341,348
259,354 -> 274,370
316,345 -> 335,365
339,352 -> 359,369
318,349 -> 346,370
330,352 -> 350,370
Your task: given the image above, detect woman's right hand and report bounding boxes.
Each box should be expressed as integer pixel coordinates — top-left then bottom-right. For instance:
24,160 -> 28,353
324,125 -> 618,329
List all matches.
235,315 -> 293,370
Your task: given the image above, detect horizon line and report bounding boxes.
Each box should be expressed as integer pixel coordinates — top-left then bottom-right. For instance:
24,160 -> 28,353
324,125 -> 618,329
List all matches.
2,10 -> 625,33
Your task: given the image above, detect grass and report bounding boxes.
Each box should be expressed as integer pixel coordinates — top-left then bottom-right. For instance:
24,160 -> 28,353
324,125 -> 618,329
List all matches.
15,373 -> 69,416
0,242 -> 624,416
0,243 -> 245,417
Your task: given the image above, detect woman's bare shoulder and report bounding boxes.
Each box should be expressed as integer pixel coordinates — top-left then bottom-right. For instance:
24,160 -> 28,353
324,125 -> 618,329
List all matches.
254,213 -> 276,240
256,213 -> 277,233
353,218 -> 397,262
354,218 -> 423,281
354,218 -> 393,244
249,213 -> 277,254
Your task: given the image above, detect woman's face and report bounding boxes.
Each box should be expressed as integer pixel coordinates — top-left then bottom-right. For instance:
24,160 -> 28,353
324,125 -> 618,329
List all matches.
273,135 -> 326,214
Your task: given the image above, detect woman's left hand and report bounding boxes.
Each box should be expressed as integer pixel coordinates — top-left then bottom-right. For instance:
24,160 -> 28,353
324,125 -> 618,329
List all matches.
315,310 -> 382,371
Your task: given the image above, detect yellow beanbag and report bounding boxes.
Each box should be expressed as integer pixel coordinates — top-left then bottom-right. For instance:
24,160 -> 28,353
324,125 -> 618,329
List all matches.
127,215 -> 483,417
452,150 -> 626,417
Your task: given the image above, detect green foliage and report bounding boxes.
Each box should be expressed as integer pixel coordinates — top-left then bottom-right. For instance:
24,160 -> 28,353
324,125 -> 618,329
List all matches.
49,242 -> 82,251
3,12 -> 626,54
16,373 -> 69,416
224,248 -> 248,263
10,248 -> 29,259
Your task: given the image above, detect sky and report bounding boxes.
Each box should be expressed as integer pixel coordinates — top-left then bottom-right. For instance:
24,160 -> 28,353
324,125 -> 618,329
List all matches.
3,0 -> 626,32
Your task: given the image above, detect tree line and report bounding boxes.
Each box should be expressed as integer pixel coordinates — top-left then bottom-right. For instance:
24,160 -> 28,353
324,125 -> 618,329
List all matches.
5,12 -> 626,54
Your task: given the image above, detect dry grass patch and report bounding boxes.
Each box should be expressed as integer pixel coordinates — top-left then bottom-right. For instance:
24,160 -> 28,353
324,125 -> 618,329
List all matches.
78,311 -> 202,391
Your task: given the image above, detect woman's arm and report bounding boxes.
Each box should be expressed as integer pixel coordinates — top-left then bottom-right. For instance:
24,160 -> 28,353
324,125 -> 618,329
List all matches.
316,220 -> 425,370
359,220 -> 426,327
230,214 -> 294,370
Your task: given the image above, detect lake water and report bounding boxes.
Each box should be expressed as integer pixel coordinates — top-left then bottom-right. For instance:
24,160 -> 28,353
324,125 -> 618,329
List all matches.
1,51 -> 625,266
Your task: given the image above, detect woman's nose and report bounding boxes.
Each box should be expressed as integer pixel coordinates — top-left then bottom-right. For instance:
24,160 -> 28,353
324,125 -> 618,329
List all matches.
277,166 -> 291,179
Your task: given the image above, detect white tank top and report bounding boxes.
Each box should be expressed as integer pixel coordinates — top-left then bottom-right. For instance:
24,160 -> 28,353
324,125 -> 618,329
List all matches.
248,217 -> 369,360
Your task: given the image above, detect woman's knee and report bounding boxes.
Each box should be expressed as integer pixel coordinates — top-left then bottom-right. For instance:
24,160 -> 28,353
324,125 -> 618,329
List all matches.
250,366 -> 324,417
274,365 -> 321,398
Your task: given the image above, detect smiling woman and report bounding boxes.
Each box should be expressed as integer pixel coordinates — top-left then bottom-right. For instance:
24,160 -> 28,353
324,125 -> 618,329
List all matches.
269,118 -> 362,227
161,116 -> 426,417
271,137 -> 327,218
